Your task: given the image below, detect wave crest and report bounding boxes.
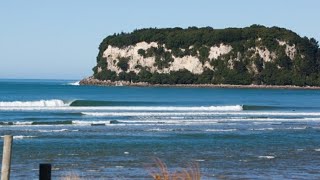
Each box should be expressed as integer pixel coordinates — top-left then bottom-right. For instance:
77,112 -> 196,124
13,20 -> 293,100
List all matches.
0,99 -> 68,107
77,105 -> 243,111
67,81 -> 80,86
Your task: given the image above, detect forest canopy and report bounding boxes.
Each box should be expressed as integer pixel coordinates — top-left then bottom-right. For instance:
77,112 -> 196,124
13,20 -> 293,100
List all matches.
93,25 -> 320,86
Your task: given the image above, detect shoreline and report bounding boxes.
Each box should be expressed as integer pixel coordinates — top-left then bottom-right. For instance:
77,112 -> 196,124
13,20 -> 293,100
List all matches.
79,77 -> 320,90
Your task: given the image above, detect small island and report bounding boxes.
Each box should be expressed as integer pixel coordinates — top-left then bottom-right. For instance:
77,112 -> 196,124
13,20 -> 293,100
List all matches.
81,25 -> 320,88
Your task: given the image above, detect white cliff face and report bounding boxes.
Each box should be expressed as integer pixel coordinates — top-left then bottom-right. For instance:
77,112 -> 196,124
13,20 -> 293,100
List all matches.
209,44 -> 233,59
169,56 -> 203,74
103,42 -> 158,74
253,47 -> 276,62
100,41 -> 298,75
101,42 -> 233,74
277,40 -> 297,60
247,39 -> 298,63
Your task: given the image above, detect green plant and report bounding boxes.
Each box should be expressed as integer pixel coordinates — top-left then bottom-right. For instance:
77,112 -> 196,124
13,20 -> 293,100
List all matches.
92,25 -> 320,86
117,57 -> 130,71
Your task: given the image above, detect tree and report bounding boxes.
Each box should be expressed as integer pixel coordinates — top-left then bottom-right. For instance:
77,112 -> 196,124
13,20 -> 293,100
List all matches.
277,54 -> 292,70
137,49 -> 146,57
92,25 -> 320,86
117,57 -> 130,71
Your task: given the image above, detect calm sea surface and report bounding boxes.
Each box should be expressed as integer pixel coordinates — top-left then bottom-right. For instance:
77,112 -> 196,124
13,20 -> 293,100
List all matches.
1,79 -> 320,179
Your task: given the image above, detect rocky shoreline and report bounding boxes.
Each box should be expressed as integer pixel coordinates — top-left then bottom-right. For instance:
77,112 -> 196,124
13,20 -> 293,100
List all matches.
79,77 -> 320,90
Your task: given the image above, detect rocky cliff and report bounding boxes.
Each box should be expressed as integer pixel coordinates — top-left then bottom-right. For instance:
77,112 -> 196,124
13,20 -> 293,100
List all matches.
85,25 -> 320,86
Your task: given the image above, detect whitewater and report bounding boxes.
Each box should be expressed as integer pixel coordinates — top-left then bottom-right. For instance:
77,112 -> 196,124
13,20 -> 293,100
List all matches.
0,99 -> 67,107
0,99 -> 243,111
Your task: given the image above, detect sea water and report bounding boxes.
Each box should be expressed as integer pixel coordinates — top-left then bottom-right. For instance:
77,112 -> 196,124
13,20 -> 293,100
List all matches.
1,79 -> 320,179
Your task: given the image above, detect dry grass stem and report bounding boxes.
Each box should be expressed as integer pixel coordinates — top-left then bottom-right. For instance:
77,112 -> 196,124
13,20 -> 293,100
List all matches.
150,158 -> 201,180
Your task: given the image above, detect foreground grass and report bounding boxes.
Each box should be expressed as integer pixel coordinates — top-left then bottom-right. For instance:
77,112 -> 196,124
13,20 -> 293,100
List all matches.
61,173 -> 81,180
149,158 -> 201,180
60,158 -> 201,180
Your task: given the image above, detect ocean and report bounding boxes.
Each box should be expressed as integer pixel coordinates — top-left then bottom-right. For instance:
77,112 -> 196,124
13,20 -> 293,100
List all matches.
1,79 -> 320,179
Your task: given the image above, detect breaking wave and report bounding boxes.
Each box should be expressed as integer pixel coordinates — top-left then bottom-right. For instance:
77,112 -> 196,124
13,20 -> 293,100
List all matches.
258,156 -> 275,159
1,135 -> 37,139
80,111 -> 320,117
77,105 -> 243,111
67,81 -> 80,86
0,100 -> 243,112
0,99 -> 68,107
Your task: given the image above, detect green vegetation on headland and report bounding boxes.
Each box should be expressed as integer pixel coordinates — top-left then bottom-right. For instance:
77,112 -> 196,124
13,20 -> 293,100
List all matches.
91,25 -> 320,86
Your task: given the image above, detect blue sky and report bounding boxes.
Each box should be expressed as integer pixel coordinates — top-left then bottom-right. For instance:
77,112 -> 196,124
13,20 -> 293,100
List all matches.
0,0 -> 319,79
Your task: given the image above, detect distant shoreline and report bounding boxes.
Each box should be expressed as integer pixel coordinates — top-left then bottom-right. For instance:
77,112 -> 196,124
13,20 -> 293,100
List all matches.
79,77 -> 320,90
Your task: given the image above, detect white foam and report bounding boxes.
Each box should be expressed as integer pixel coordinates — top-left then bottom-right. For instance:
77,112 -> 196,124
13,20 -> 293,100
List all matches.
80,111 -> 320,118
258,156 -> 275,159
314,149 -> 320,152
78,105 -> 243,111
72,120 -> 111,126
87,169 -> 99,172
15,135 -> 37,139
146,128 -> 174,132
0,99 -> 67,107
205,129 -> 237,132
0,135 -> 37,139
170,116 -> 185,119
0,105 -> 243,111
67,81 -> 80,86
80,112 -> 219,117
38,129 -> 69,132
285,126 -> 307,130
69,154 -> 79,156
250,128 -> 275,131
14,121 -> 33,125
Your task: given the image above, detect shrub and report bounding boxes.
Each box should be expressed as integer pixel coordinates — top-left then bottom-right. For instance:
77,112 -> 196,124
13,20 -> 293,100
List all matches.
117,57 -> 130,71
